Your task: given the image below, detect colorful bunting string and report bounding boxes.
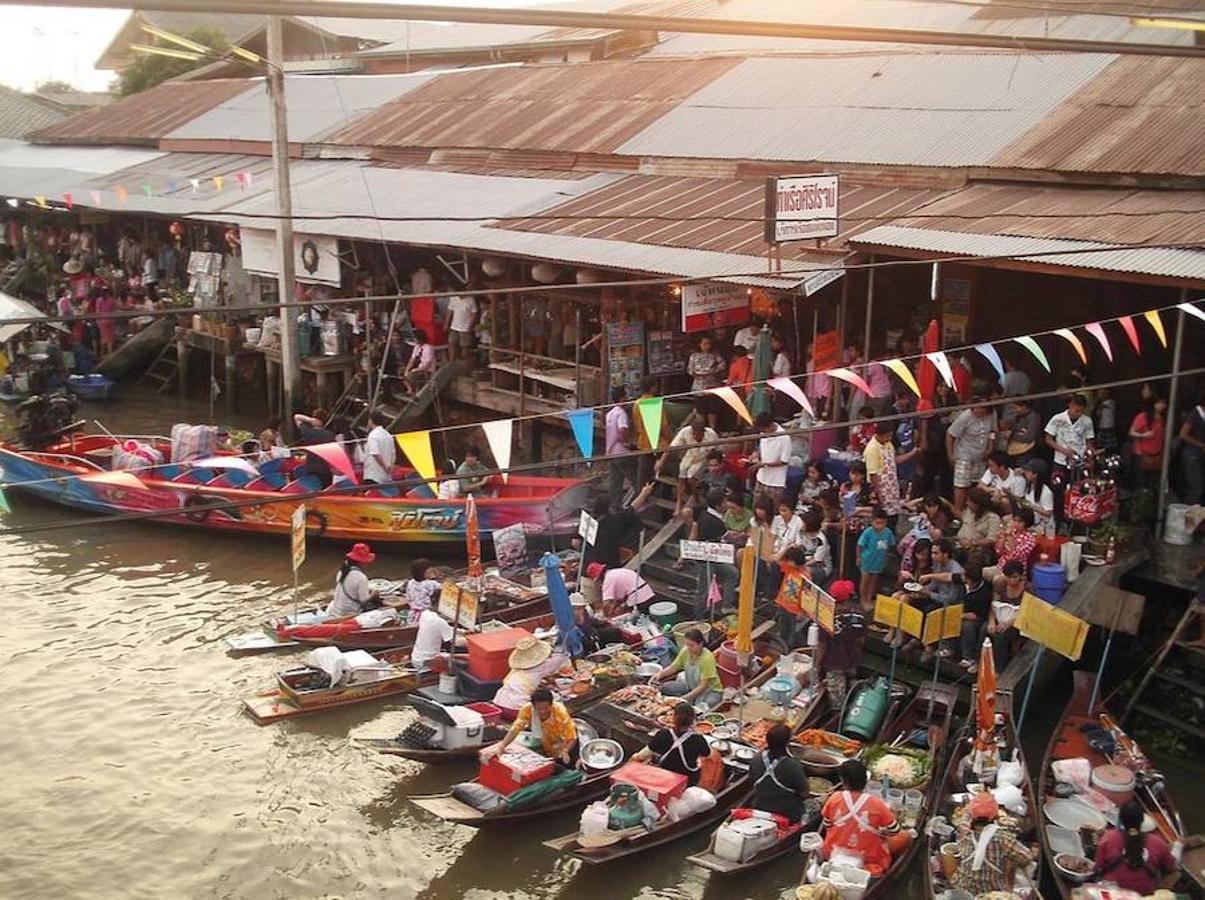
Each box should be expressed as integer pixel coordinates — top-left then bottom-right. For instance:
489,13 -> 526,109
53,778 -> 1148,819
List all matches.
925,351 -> 955,389
1143,309 -> 1167,349
1084,322 -> 1113,362
480,419 -> 513,484
881,359 -> 920,399
767,376 -> 814,415
1053,328 -> 1087,364
974,343 -> 1005,383
708,386 -> 753,424
1118,315 -> 1142,355
395,430 -> 436,482
566,409 -> 594,460
1013,336 -> 1050,373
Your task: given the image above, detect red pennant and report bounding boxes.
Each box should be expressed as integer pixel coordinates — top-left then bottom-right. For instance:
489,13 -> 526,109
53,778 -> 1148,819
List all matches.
1117,316 -> 1142,355
62,192 -> 73,211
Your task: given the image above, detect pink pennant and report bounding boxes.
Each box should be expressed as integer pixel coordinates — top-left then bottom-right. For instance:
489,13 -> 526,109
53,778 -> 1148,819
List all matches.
707,575 -> 722,608
1084,322 -> 1113,362
1053,328 -> 1087,364
89,190 -> 102,206
707,386 -> 753,425
826,367 -> 873,397
80,470 -> 148,490
1118,316 -> 1142,355
767,376 -> 813,416
304,442 -> 358,484
62,192 -> 73,211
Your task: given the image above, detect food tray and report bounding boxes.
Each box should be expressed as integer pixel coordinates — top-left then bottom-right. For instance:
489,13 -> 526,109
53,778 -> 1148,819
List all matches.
1045,824 -> 1085,858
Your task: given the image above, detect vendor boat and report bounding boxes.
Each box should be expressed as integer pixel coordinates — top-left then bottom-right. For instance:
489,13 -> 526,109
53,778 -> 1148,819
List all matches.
924,690 -> 1043,899
242,645 -> 430,724
0,431 -> 588,546
1038,671 -> 1204,899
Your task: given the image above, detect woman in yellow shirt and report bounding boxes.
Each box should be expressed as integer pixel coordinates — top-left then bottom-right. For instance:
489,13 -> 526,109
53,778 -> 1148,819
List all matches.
481,687 -> 579,766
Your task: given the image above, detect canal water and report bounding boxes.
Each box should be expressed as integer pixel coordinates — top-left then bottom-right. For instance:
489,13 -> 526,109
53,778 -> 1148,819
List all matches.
0,388 -> 1198,899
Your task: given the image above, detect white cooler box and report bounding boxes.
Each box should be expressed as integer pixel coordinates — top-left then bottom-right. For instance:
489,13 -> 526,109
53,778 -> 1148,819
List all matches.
408,694 -> 486,750
815,861 -> 871,900
712,817 -> 778,862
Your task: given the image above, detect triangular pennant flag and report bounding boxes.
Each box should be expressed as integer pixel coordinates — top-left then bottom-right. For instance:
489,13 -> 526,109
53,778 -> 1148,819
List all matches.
707,574 -> 722,608
34,195 -> 47,209
142,184 -> 153,197
1012,336 -> 1051,373
62,192 -> 73,211
115,185 -> 127,203
707,386 -> 753,425
395,430 -> 436,482
480,418 -> 513,484
635,396 -> 664,452
882,359 -> 920,398
1143,309 -> 1167,349
566,409 -> 594,459
0,486 -> 9,515
925,351 -> 956,389
88,190 -> 101,206
213,175 -> 224,192
235,171 -> 253,190
1118,315 -> 1142,355
767,376 -> 814,415
826,367 -> 873,397
166,180 -> 177,194
1084,322 -> 1113,362
1053,328 -> 1087,364
1179,302 -> 1205,324
189,178 -> 200,194
974,344 -> 1005,383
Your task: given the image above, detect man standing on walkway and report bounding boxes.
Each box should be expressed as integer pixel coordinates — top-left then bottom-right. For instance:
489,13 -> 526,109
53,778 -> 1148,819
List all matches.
362,409 -> 396,485
606,386 -> 636,509
444,290 -> 477,364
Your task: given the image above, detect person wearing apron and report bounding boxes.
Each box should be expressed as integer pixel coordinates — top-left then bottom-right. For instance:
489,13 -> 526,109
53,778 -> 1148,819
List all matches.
652,629 -> 724,709
748,723 -> 811,822
951,793 -> 1032,896
635,705 -> 710,786
821,759 -> 908,877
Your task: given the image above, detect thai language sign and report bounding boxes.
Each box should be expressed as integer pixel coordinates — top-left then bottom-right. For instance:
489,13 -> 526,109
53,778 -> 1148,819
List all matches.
764,174 -> 840,243
681,282 -> 750,333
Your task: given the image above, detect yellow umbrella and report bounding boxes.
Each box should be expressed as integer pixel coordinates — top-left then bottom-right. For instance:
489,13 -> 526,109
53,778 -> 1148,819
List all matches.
735,533 -> 758,654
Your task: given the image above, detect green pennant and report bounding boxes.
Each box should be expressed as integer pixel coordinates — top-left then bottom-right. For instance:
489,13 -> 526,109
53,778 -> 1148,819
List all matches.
0,486 -> 10,515
635,396 -> 664,451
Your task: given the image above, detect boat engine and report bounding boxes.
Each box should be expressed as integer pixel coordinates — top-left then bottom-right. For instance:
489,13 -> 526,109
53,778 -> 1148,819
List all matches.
14,390 -> 81,449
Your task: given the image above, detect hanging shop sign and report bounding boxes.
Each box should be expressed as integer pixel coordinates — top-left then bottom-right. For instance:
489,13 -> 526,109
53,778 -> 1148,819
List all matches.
240,227 -> 341,287
681,282 -> 750,333
647,329 -> 689,375
606,319 -> 645,396
764,174 -> 840,243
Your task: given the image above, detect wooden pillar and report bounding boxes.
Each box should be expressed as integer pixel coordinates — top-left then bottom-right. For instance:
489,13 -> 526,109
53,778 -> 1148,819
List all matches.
225,351 -> 238,414
266,358 -> 279,418
177,336 -> 189,400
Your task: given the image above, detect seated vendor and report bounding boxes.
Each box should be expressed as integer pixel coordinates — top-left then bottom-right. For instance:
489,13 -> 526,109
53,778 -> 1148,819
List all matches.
822,759 -> 910,877
481,686 -> 579,767
492,636 -> 569,716
634,704 -> 711,786
650,628 -> 724,709
1093,800 -> 1178,894
952,793 -> 1033,896
567,592 -> 626,657
586,561 -> 655,616
324,543 -> 380,620
748,723 -> 811,823
456,444 -> 493,496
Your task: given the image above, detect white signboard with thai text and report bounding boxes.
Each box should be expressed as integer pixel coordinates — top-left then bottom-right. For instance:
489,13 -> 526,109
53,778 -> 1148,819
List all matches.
679,540 -> 736,564
765,174 -> 840,243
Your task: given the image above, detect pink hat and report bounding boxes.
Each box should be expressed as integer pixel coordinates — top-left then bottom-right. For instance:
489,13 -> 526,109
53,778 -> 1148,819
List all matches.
828,580 -> 856,602
586,562 -> 606,581
346,542 -> 376,565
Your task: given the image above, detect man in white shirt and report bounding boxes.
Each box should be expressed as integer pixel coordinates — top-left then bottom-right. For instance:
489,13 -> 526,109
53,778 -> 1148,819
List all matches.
751,411 -> 791,502
605,387 -> 636,509
411,608 -> 456,672
732,319 -> 765,354
978,450 -> 1027,501
1045,394 -> 1095,469
770,334 -> 791,378
444,293 -> 478,362
362,409 -> 396,485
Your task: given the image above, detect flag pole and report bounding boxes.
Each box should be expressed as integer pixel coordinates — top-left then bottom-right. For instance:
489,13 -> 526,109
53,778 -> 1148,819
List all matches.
1016,645 -> 1045,733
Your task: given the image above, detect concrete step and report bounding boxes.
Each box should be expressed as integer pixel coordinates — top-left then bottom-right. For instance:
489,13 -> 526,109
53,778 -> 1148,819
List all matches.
641,557 -> 698,590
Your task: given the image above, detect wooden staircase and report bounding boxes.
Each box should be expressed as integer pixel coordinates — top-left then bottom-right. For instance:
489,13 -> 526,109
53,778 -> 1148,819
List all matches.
0,258 -> 27,294
138,341 -> 180,394
1121,597 -> 1205,744
359,360 -> 458,432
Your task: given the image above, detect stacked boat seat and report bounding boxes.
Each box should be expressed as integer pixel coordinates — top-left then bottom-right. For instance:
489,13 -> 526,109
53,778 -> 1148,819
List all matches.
207,470 -> 255,488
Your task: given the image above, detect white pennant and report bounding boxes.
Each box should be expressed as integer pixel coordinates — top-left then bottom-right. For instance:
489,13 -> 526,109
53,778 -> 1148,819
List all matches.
480,419 -> 513,484
189,178 -> 200,194
925,351 -> 956,389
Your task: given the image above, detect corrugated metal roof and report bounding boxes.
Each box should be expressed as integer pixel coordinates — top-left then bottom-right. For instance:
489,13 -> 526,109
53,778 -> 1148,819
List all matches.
325,57 -> 741,154
497,173 -> 944,259
30,80 -> 255,146
0,141 -> 164,200
852,225 -> 1205,281
892,183 -> 1205,246
0,91 -> 67,140
992,56 -> 1205,175
166,73 -> 441,145
619,53 -> 1116,167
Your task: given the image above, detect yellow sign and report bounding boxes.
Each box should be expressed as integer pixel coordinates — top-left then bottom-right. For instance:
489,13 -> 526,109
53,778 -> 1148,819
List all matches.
1015,593 -> 1088,661
290,504 -> 306,572
816,591 -> 836,635
437,578 -> 480,629
874,594 -> 924,640
921,603 -> 964,646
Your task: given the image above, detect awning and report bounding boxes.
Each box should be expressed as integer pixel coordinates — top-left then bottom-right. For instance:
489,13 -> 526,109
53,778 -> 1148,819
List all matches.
0,290 -> 48,343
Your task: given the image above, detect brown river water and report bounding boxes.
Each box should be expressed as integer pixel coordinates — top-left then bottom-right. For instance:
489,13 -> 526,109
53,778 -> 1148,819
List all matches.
0,387 -> 1198,900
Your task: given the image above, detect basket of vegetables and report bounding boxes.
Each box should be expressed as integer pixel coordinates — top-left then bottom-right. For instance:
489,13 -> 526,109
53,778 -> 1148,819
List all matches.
863,744 -> 932,789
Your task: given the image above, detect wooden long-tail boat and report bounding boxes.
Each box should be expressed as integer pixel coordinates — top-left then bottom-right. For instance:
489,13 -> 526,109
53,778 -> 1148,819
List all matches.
1038,671 -> 1204,899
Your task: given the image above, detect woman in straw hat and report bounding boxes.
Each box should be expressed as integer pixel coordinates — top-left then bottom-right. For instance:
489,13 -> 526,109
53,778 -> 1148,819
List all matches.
492,635 -> 569,718
481,686 -> 579,767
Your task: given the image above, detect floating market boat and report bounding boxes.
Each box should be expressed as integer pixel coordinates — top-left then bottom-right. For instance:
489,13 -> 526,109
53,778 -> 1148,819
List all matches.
242,645 -> 429,724
0,432 -> 588,546
1038,671 -> 1205,899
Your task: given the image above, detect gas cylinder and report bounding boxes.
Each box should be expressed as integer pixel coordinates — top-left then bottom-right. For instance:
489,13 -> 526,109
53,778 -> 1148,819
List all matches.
841,677 -> 890,741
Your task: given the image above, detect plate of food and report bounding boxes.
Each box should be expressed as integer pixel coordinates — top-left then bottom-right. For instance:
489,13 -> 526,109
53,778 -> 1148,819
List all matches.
864,745 -> 932,789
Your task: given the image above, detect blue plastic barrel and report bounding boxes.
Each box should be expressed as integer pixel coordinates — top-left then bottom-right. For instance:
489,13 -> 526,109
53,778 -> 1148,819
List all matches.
1032,562 -> 1067,605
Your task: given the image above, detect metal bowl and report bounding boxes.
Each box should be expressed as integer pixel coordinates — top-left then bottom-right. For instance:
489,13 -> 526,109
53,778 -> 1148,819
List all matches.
732,745 -> 756,762
574,718 -> 599,744
790,746 -> 846,774
1053,853 -> 1094,884
580,738 -> 624,771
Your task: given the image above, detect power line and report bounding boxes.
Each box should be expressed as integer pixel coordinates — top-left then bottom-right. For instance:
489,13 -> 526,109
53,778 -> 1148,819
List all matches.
6,240 -> 1203,330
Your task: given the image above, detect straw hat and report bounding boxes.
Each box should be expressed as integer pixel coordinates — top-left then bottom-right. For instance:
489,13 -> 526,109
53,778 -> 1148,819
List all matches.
508,636 -> 552,670
570,592 -> 589,608
62,257 -> 83,275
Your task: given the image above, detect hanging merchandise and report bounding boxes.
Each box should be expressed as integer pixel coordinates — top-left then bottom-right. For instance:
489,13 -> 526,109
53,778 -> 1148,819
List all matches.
1053,329 -> 1087,364
974,343 -> 1005,383
396,431 -> 436,482
1084,322 -> 1113,362
480,419 -> 514,483
1117,315 -> 1142,355
1012,336 -> 1050,373
1142,309 -> 1167,348
606,319 -> 645,397
566,409 -> 594,459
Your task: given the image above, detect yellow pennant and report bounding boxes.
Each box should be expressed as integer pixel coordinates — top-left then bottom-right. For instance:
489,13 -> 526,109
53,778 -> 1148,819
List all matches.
395,430 -> 436,483
882,358 -> 920,398
213,175 -> 225,192
1143,309 -> 1167,349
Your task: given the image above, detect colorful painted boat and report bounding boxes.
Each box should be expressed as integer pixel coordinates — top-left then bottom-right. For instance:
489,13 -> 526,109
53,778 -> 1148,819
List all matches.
0,432 -> 588,546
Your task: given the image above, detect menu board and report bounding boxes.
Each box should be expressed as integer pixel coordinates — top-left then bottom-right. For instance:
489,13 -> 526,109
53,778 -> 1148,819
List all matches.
1015,592 -> 1088,660
647,329 -> 689,376
607,320 -> 645,396
874,593 -> 924,640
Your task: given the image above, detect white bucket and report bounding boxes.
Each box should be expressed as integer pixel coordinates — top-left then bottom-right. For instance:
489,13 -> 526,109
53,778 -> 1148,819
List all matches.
438,672 -> 458,694
1164,503 -> 1191,546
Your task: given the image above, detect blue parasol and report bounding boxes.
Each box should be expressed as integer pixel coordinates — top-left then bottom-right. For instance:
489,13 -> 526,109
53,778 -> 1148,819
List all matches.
540,552 -> 576,648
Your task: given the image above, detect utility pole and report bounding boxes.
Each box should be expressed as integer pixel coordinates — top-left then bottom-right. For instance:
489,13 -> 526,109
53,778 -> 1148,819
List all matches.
267,15 -> 302,433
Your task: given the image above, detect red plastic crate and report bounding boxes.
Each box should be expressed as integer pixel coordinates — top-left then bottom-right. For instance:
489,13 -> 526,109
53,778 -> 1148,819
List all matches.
478,748 -> 555,796
1064,482 -> 1117,525
466,627 -> 531,682
610,761 -> 687,809
465,701 -> 502,727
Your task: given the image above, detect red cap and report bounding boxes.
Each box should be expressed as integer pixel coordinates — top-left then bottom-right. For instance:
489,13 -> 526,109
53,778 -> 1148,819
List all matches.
828,580 -> 856,602
586,562 -> 606,581
969,792 -> 999,821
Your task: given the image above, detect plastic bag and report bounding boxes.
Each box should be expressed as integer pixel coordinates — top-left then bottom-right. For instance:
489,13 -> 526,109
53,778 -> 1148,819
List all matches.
580,801 -> 610,837
451,781 -> 506,813
1051,757 -> 1091,791
680,786 -> 717,815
